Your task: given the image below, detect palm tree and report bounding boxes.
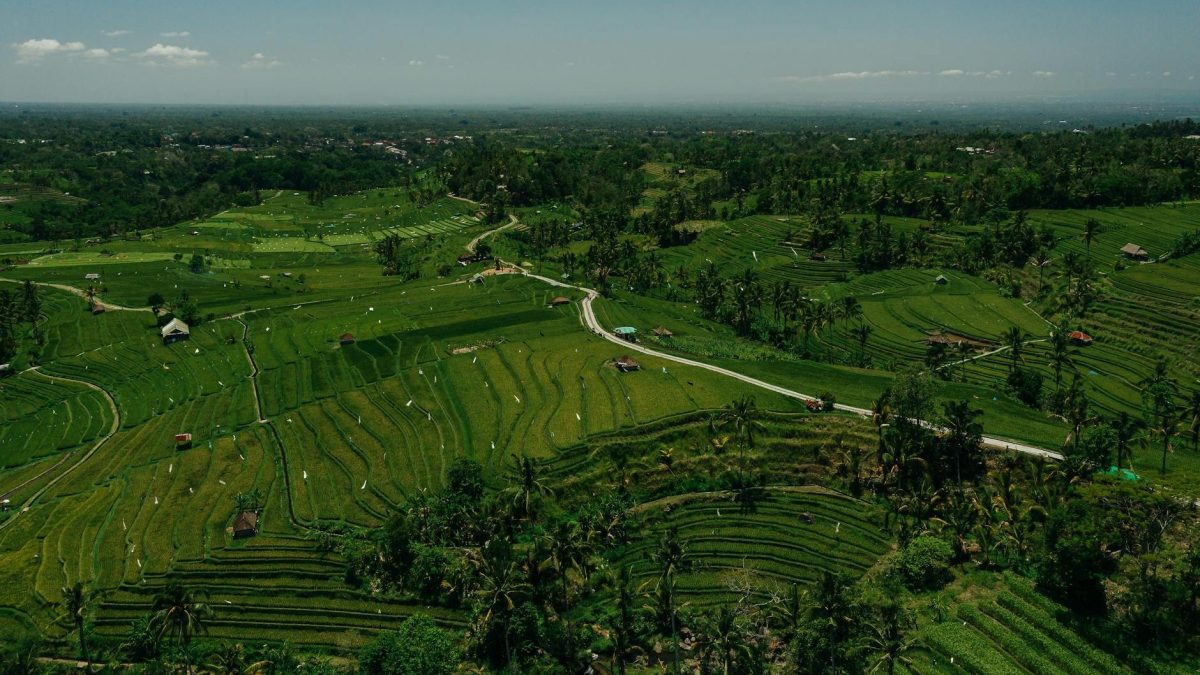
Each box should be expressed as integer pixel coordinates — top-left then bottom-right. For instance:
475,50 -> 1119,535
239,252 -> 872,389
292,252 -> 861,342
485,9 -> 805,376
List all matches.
610,567 -> 638,675
151,583 -> 212,675
543,520 -> 586,607
697,605 -> 753,675
839,295 -> 862,324
473,550 -> 530,667
1003,326 -> 1025,373
1048,326 -> 1074,389
942,400 -> 983,488
206,642 -> 268,675
1187,388 -> 1200,453
1148,410 -> 1181,476
60,581 -> 94,669
852,322 -> 873,366
1113,411 -> 1138,470
863,603 -> 916,675
871,396 -> 892,467
1082,218 -> 1100,258
954,340 -> 972,382
1033,251 -> 1052,293
503,453 -> 553,523
722,395 -> 763,447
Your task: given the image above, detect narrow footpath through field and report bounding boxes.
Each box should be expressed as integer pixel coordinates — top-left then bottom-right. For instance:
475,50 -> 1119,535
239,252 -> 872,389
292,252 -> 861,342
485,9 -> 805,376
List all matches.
0,277 -> 152,312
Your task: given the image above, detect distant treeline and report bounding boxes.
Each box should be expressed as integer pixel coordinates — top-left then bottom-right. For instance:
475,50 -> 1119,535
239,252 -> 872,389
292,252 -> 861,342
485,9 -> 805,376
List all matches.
1,111 -> 1198,242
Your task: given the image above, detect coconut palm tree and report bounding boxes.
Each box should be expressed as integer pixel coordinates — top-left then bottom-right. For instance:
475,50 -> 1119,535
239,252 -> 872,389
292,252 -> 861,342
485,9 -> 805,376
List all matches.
852,322 -> 873,366
151,583 -> 212,675
472,549 -> 530,667
1082,218 -> 1100,258
59,581 -> 94,670
721,396 -> 764,468
839,295 -> 862,324
1187,389 -> 1200,453
942,400 -> 983,488
1112,411 -> 1138,470
205,642 -> 268,675
610,567 -> 638,675
1148,410 -> 1181,476
1033,251 -> 1052,293
863,602 -> 916,675
1003,326 -> 1025,373
503,453 -> 553,523
696,605 -> 753,675
1048,326 -> 1074,389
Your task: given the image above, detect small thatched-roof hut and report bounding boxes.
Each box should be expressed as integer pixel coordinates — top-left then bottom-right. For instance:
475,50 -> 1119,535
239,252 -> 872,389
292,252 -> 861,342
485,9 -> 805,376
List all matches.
1121,243 -> 1148,260
550,296 -> 571,307
1068,330 -> 1093,346
339,333 -> 356,345
161,318 -> 190,345
232,511 -> 259,539
615,356 -> 640,372
652,326 -> 674,338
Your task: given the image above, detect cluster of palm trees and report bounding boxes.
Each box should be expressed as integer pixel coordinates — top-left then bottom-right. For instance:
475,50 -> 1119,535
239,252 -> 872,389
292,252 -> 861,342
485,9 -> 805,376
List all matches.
55,580 -> 216,674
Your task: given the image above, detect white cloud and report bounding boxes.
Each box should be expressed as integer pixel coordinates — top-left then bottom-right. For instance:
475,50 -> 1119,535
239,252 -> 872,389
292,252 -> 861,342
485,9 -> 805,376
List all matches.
940,69 -> 1009,79
242,52 -> 281,69
104,30 -> 131,37
777,69 -> 927,83
939,69 -> 964,76
1032,70 -> 1055,78
408,59 -> 424,66
83,48 -> 111,59
136,43 -> 211,67
13,38 -> 85,63
435,54 -> 450,60
1105,71 -> 1117,77
1162,71 -> 1172,77
161,31 -> 190,38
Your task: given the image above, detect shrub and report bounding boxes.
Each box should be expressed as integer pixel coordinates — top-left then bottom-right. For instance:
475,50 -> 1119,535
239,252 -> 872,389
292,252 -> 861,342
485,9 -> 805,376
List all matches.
818,391 -> 836,412
1007,366 -> 1043,409
896,535 -> 954,590
359,614 -> 457,675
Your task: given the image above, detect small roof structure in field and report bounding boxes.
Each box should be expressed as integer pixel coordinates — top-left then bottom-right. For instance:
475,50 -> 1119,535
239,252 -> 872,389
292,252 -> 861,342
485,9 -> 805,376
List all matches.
615,355 -> 640,372
339,332 -> 356,345
550,296 -> 571,306
90,303 -> 106,315
161,318 -> 190,339
232,511 -> 259,538
934,274 -> 948,284
175,432 -> 192,443
613,326 -> 637,336
84,273 -> 101,280
652,326 -> 674,337
1120,243 -> 1148,259
1068,330 -> 1093,345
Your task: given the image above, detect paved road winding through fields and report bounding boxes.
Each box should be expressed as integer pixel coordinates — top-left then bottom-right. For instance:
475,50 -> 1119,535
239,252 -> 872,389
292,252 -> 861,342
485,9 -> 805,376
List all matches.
467,221 -> 1064,462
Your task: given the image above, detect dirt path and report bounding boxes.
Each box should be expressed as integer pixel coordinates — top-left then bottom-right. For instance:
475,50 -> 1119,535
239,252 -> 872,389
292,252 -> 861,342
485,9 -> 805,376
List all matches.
461,218 -> 1064,462
0,369 -> 122,531
0,277 -> 152,312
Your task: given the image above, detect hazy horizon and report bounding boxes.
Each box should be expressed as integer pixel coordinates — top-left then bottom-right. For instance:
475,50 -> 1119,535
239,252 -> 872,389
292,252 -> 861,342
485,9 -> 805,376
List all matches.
3,0 -> 1199,106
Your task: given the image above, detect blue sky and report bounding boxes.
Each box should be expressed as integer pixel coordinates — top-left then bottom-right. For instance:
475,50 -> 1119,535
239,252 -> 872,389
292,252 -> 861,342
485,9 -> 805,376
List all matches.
2,0 -> 1198,105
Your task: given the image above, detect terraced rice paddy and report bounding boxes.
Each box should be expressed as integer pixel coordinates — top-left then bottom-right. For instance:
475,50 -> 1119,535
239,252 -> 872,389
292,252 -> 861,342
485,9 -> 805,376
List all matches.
906,575 -> 1132,675
620,487 -> 890,606
0,268 -> 803,649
